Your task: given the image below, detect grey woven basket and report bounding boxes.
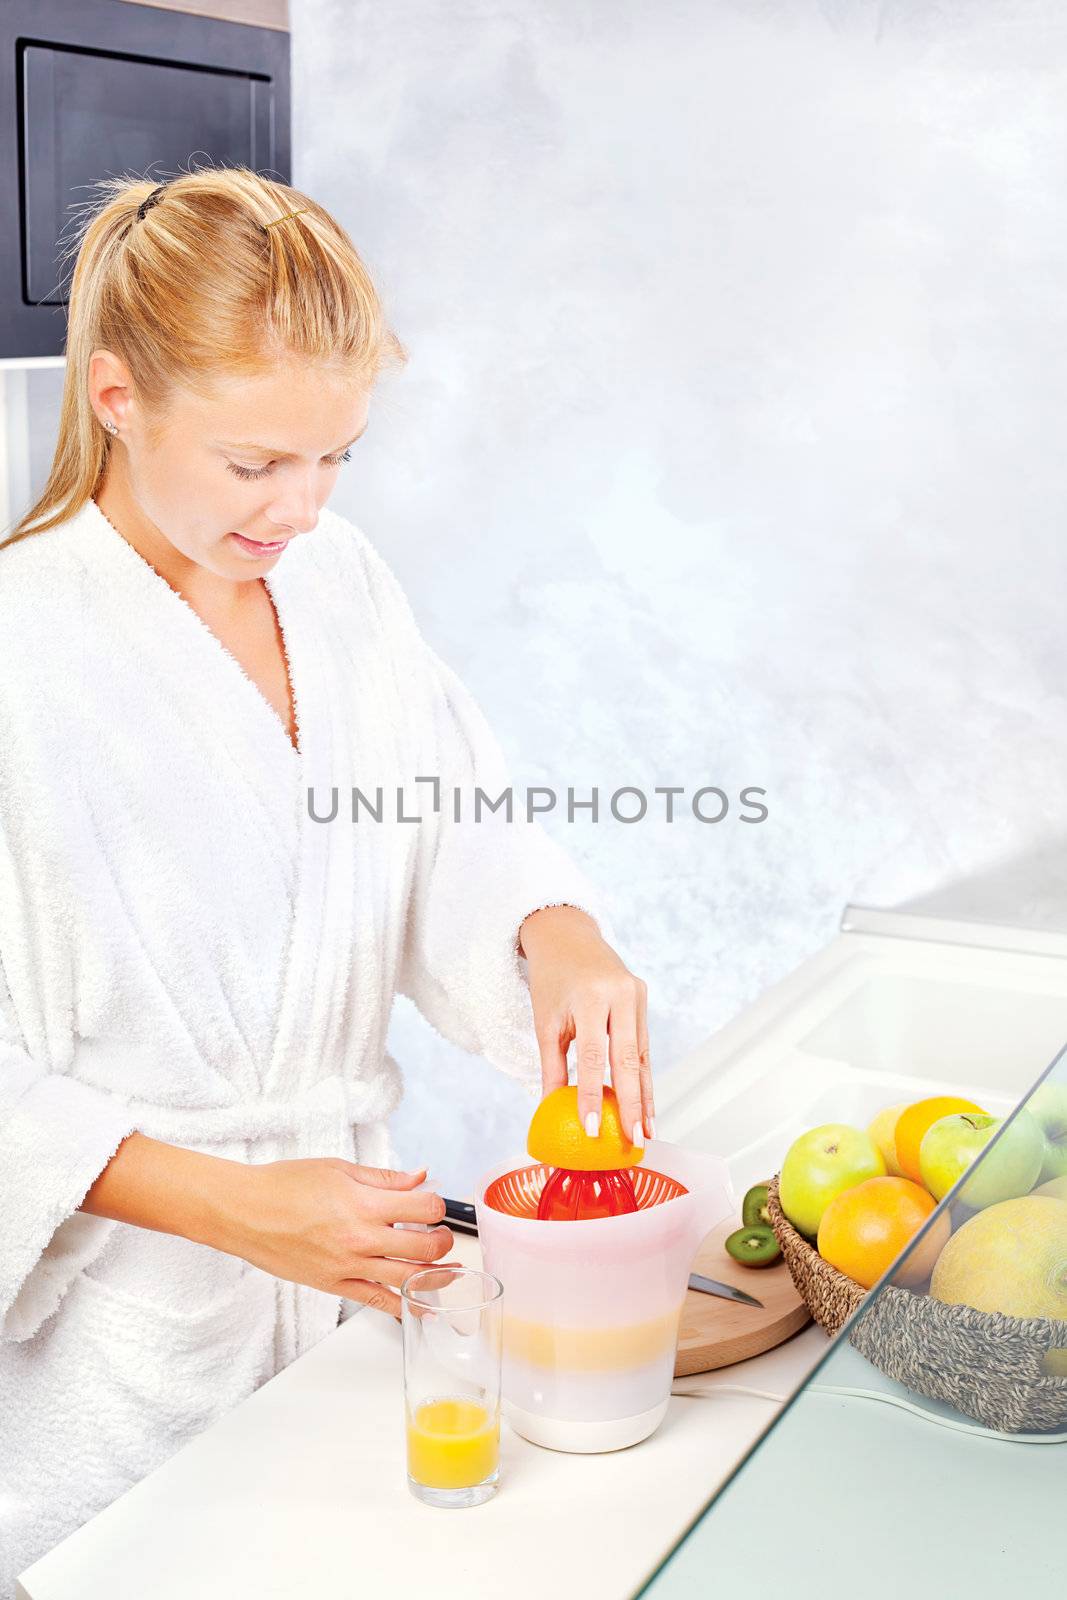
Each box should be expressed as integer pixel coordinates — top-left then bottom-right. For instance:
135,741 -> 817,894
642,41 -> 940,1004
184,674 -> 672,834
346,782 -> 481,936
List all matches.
767,1173 -> 1067,1433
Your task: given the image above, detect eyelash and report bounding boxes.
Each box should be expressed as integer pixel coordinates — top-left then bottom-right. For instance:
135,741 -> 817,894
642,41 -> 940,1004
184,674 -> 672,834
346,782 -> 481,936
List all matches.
226,447 -> 353,482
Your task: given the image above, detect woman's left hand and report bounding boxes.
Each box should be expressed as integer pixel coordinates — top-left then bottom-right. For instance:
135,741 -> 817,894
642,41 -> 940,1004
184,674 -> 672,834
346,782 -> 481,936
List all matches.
518,905 -> 654,1147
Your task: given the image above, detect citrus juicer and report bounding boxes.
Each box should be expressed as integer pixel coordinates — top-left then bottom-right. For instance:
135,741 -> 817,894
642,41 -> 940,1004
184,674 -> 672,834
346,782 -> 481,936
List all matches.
475,1140 -> 734,1452
536,1164 -> 638,1220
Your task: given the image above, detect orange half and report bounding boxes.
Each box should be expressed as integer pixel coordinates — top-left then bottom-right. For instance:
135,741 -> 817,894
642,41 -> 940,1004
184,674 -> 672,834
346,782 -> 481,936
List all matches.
527,1085 -> 644,1172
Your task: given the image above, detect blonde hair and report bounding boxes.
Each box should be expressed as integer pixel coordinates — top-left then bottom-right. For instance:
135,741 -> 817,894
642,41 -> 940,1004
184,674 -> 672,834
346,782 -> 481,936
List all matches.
6,164 -> 407,546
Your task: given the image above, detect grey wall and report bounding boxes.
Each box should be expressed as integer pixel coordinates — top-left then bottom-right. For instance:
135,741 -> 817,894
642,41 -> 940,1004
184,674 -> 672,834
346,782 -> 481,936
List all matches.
290,0 -> 1067,1192
13,3 -> 1065,1197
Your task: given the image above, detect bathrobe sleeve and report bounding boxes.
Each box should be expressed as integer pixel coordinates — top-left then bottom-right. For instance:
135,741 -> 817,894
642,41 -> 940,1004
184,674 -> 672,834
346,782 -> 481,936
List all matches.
0,604 -> 141,1341
0,963 -> 138,1341
0,774 -> 139,1342
334,514 -> 622,1085
395,636 -> 620,1085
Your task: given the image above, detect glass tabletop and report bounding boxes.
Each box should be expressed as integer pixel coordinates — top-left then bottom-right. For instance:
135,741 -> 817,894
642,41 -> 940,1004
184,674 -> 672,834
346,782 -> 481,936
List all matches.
637,1044 -> 1067,1598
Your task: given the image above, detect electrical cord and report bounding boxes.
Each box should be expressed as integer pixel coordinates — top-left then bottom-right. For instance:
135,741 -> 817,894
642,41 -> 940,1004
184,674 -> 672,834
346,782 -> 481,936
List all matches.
670,1379 -> 1067,1443
806,1382 -> 1067,1443
671,1382 -> 787,1402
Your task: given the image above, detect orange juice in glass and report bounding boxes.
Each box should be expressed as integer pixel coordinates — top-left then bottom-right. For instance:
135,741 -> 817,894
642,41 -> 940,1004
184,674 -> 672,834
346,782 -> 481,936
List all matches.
401,1266 -> 503,1508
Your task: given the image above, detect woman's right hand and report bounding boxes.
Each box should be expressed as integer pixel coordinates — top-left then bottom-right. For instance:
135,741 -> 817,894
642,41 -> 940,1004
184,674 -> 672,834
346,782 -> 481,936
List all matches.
219,1157 -> 454,1319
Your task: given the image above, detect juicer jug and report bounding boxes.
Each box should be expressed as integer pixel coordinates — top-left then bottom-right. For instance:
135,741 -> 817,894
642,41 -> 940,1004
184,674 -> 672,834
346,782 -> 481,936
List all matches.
475,1140 -> 734,1453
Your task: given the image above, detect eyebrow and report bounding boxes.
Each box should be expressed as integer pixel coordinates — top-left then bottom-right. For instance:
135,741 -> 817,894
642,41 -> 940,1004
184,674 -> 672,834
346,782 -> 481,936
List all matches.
218,421 -> 369,458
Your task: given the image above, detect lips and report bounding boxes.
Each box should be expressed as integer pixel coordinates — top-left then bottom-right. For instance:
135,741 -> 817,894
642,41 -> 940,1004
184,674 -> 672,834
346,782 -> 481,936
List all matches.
229,531 -> 290,554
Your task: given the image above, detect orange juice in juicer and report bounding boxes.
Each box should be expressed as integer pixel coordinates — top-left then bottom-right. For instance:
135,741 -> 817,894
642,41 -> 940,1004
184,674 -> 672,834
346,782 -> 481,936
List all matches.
475,1087 -> 735,1453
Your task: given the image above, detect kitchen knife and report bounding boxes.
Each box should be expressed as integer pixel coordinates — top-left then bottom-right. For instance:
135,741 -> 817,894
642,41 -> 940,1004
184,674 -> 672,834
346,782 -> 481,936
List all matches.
443,1200 -> 764,1306
687,1272 -> 763,1309
443,1197 -> 478,1235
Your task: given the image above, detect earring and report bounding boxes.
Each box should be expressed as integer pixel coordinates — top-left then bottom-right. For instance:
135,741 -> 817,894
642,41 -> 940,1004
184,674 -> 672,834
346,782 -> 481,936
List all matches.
103,420 -> 118,435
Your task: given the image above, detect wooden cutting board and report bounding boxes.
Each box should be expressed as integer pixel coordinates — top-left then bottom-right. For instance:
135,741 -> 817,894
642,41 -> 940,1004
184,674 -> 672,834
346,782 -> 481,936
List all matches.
674,1217 -> 811,1376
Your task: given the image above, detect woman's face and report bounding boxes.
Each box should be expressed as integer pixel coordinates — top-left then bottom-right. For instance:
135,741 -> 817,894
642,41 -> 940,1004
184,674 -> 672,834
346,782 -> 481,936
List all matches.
90,353 -> 372,585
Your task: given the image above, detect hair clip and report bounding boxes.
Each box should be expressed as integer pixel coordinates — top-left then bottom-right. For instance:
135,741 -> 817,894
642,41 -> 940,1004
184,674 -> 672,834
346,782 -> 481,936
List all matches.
136,184 -> 167,222
263,208 -> 310,231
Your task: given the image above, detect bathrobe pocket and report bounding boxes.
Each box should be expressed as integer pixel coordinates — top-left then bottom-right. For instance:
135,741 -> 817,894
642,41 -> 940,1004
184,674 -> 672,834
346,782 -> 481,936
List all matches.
64,1239 -> 279,1482
2,1237 -> 280,1579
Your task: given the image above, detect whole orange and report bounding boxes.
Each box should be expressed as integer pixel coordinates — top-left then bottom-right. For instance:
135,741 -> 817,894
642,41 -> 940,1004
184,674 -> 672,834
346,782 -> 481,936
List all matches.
527,1085 -> 643,1172
817,1176 -> 947,1290
893,1096 -> 985,1184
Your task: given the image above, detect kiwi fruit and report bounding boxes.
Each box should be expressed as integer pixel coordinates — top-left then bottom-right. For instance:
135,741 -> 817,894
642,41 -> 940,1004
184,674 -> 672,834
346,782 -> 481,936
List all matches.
741,1181 -> 772,1229
725,1223 -> 781,1268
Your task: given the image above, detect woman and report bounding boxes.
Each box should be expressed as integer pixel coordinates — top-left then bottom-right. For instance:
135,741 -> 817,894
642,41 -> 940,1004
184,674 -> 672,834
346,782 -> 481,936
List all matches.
0,168 -> 654,1588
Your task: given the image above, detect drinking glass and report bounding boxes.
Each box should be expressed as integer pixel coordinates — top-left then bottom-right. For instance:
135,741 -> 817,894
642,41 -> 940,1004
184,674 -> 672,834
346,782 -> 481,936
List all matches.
400,1265 -> 503,1508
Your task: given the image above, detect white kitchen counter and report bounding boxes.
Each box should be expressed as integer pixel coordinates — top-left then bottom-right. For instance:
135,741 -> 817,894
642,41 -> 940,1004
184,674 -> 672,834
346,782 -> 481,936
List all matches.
27,907 -> 1054,1598
16,1230 -> 826,1600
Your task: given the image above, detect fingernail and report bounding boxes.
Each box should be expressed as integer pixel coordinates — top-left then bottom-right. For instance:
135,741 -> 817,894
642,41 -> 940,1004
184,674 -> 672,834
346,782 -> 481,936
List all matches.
584,1111 -> 600,1138
648,1116 -> 656,1139
631,1121 -> 645,1150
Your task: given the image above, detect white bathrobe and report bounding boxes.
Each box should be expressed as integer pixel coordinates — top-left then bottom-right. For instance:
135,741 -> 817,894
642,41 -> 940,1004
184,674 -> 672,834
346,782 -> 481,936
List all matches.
0,496 -> 614,1588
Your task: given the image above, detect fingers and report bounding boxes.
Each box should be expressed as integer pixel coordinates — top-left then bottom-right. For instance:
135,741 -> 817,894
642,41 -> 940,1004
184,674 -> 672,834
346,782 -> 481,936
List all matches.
362,1222 -> 454,1264
343,1162 -> 427,1190
379,1242 -> 454,1284
388,1225 -> 456,1265
573,1010 -> 609,1134
574,975 -> 653,1147
536,1015 -> 571,1100
635,976 -> 654,1137
336,1230 -> 455,1320
337,1278 -> 404,1321
331,1162 -> 446,1224
607,984 -> 645,1149
361,1184 -> 447,1226
343,1242 -> 453,1298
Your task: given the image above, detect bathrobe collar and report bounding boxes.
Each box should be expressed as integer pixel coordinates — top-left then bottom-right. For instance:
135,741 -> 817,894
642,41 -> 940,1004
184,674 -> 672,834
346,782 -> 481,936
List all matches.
80,495 -> 304,769
75,496 -> 373,1101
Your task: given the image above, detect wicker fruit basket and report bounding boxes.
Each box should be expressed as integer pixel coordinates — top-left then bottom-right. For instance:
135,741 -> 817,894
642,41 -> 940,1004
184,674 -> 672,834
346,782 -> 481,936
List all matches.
766,1174 -> 1067,1433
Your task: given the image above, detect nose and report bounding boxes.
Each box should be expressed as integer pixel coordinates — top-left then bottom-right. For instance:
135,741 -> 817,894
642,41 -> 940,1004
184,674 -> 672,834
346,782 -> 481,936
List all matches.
265,479 -> 321,537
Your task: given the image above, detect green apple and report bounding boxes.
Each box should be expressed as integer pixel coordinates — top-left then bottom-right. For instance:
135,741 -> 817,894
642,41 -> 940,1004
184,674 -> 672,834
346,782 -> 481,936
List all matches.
919,1109 -> 1044,1208
779,1124 -> 885,1239
1027,1082 -> 1067,1184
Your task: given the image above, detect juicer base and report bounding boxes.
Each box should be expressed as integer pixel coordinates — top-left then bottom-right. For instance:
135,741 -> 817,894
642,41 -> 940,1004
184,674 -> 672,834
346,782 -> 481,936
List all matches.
503,1398 -> 670,1454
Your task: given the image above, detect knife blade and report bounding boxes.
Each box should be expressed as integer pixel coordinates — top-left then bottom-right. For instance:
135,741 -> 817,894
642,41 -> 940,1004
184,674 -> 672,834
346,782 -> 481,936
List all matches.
688,1271 -> 763,1308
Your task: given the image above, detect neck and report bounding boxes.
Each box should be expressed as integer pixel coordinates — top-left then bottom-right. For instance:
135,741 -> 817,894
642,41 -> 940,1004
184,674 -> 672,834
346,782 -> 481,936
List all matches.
94,462 -> 254,616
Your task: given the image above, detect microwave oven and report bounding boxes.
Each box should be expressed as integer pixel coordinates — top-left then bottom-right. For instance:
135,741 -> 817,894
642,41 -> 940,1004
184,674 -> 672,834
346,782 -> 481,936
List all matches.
0,0 -> 291,360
